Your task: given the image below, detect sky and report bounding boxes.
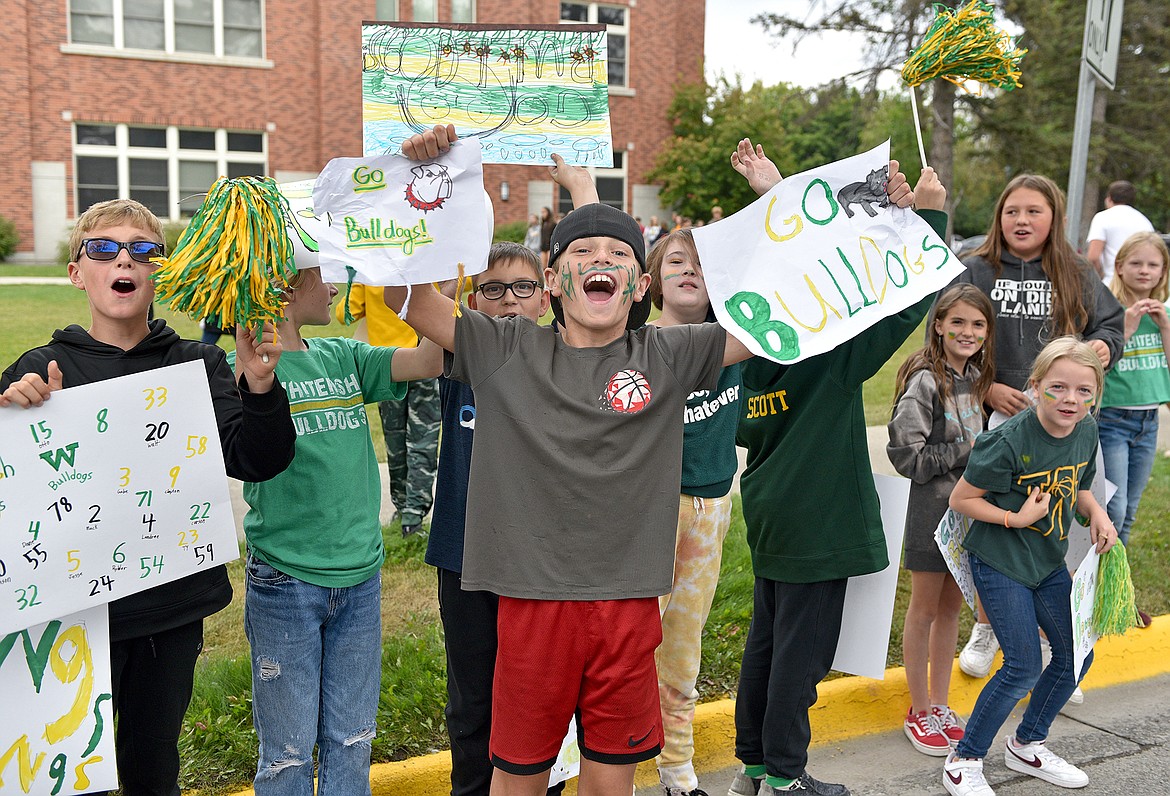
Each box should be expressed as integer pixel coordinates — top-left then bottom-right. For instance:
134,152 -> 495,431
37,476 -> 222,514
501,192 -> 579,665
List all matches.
704,0 -> 868,89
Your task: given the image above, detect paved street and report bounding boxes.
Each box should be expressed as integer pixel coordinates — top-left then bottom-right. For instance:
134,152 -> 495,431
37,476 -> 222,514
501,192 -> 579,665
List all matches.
641,674 -> 1170,796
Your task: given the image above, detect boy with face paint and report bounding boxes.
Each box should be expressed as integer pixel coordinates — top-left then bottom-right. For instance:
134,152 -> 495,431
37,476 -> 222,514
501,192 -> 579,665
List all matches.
387,125 -> 913,796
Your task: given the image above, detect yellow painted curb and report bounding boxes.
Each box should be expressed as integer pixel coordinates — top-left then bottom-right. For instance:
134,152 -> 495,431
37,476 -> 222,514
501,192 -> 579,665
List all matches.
229,615 -> 1169,795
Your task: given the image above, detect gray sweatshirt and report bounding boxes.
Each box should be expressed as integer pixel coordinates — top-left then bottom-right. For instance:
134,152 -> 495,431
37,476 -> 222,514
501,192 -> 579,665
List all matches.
951,252 -> 1124,390
888,365 -> 983,548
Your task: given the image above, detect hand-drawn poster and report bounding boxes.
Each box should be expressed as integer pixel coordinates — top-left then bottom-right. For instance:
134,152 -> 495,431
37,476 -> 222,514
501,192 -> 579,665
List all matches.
1071,546 -> 1100,682
935,509 -> 976,612
312,141 -> 491,286
0,361 -> 239,635
693,141 -> 965,364
0,605 -> 117,795
547,719 -> 580,788
362,22 -> 613,166
831,474 -> 908,679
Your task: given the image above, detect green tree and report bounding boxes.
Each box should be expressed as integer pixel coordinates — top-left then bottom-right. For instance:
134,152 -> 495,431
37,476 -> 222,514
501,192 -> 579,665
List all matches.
648,78 -> 884,220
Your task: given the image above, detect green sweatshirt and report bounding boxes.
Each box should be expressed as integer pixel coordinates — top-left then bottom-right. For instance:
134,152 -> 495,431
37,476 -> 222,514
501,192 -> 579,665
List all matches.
737,209 -> 948,583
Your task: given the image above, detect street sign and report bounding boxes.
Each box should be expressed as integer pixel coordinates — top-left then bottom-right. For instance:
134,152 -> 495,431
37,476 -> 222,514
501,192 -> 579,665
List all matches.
1083,0 -> 1125,89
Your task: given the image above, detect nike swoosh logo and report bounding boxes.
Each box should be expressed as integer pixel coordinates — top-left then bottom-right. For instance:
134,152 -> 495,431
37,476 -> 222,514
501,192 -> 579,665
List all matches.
946,770 -> 963,785
628,727 -> 654,747
1007,746 -> 1044,768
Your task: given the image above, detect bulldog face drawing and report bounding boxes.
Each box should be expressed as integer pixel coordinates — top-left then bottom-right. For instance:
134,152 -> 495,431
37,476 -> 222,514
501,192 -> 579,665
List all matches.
405,163 -> 453,212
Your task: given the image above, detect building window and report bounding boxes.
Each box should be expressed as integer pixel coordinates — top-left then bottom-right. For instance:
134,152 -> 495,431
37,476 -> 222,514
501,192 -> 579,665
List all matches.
73,124 -> 267,219
558,151 -> 626,214
412,0 -> 437,21
68,0 -> 263,59
375,0 -> 398,20
559,2 -> 627,86
451,0 -> 474,22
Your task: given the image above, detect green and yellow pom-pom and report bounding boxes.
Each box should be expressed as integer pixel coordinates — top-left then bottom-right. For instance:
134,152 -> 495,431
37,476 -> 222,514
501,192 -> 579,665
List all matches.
902,0 -> 1027,91
1093,543 -> 1137,637
153,176 -> 297,332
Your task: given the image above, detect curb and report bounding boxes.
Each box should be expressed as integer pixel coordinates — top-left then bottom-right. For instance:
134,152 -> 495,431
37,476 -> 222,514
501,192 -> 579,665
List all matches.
228,614 -> 1169,795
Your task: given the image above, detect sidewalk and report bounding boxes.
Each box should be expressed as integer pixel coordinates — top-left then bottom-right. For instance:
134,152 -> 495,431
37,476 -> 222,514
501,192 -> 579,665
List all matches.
225,617 -> 1167,795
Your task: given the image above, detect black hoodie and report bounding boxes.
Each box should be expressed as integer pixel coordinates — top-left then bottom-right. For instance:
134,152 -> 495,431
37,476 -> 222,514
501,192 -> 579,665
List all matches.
2,320 -> 296,641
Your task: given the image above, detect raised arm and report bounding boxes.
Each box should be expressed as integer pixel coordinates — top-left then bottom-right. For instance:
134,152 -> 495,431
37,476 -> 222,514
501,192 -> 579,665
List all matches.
549,153 -> 599,207
390,332 -> 445,381
731,138 -> 783,197
383,284 -> 457,352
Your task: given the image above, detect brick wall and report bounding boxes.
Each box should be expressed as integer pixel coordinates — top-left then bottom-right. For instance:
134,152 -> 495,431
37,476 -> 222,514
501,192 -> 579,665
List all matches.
0,0 -> 703,256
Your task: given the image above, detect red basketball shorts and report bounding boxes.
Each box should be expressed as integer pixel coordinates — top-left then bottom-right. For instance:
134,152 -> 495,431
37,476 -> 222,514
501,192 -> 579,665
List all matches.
490,596 -> 664,774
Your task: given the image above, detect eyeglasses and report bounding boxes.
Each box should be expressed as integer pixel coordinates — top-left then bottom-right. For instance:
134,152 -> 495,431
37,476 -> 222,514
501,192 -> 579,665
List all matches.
475,280 -> 540,300
78,238 -> 165,264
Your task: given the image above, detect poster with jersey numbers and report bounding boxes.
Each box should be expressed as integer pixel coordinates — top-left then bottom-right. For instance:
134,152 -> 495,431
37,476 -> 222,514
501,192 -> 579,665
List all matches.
0,605 -> 117,795
0,361 -> 239,635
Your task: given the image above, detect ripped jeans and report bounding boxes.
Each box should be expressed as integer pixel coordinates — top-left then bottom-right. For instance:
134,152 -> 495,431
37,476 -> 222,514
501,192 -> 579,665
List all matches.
245,555 -> 382,796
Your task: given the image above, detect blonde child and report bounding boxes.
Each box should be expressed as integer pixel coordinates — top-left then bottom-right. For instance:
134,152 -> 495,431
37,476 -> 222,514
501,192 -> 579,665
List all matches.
951,175 -> 1124,679
888,284 -> 995,755
943,337 -> 1117,796
646,229 -> 741,796
1099,231 -> 1170,627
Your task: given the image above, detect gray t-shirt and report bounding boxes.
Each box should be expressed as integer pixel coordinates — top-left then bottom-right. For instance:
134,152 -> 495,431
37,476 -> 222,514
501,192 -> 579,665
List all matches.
449,310 -> 725,599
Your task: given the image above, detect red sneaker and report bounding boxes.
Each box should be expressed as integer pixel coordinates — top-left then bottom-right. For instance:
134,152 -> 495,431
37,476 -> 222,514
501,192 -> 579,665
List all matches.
932,705 -> 965,745
905,707 -> 950,756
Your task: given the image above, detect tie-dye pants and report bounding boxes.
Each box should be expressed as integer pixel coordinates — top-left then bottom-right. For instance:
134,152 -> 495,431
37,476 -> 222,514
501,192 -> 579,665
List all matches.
655,493 -> 733,791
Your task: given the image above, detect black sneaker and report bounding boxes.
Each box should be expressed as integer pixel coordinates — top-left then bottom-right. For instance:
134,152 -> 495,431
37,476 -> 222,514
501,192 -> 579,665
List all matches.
401,523 -> 421,537
765,773 -> 850,795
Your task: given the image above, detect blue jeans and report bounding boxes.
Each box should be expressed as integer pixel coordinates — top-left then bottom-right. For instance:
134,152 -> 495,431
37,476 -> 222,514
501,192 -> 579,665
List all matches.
1098,406 -> 1159,546
955,556 -> 1091,759
245,556 -> 382,796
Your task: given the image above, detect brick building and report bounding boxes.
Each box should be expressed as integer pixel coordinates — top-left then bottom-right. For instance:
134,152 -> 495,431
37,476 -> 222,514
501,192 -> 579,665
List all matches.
1,0 -> 704,262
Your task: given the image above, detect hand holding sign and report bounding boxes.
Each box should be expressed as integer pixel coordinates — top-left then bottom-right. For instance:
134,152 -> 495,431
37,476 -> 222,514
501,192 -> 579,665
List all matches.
694,140 -> 964,365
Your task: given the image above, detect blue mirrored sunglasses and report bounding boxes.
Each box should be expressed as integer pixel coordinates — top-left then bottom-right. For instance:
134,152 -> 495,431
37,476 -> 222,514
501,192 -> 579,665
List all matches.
78,238 -> 165,264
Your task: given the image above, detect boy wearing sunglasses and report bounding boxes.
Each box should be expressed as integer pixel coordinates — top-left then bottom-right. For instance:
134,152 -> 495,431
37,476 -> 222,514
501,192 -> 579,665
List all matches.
0,198 -> 296,795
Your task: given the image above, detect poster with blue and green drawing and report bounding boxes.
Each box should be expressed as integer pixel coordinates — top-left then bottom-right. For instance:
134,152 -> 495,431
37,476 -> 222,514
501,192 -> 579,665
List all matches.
362,22 -> 613,166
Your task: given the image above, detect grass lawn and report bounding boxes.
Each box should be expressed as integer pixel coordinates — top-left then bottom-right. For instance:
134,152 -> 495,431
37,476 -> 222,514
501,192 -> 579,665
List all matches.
2,281 -> 1168,793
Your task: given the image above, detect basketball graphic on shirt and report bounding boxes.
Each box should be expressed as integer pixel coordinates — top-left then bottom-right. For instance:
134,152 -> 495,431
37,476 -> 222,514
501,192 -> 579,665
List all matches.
600,369 -> 652,413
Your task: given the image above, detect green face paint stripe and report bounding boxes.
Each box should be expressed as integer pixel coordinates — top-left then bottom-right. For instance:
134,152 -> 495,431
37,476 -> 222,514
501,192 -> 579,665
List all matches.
1043,389 -> 1058,401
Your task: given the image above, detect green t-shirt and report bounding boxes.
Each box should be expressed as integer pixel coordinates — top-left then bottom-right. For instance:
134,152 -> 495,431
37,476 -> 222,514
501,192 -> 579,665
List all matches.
961,407 -> 1098,588
230,337 -> 406,587
1101,314 -> 1170,408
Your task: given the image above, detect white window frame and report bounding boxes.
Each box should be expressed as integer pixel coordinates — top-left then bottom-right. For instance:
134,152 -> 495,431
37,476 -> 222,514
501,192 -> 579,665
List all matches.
73,123 -> 268,220
559,2 -> 630,90
64,0 -> 268,66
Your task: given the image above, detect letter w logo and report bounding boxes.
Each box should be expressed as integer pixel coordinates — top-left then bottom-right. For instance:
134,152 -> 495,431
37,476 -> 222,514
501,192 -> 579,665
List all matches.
38,443 -> 80,472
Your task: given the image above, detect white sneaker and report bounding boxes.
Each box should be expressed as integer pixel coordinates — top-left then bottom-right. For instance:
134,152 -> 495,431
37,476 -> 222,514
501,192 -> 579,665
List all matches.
959,623 -> 999,678
1067,685 -> 1084,704
943,752 -> 995,796
1003,737 -> 1089,788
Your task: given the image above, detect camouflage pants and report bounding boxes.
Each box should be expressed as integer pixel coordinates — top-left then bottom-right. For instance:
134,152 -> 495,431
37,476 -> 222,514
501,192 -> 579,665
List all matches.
379,378 -> 440,527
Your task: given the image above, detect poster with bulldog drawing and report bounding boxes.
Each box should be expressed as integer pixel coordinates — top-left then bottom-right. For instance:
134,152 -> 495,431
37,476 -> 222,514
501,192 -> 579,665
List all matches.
312,139 -> 491,286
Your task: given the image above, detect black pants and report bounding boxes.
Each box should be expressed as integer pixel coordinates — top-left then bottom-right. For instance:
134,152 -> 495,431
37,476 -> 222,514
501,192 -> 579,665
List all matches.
437,568 -> 564,796
733,577 -> 848,779
91,619 -> 204,796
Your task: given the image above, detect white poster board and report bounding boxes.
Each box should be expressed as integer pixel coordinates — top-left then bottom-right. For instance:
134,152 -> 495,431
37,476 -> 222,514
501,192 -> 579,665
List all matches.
935,509 -> 977,613
0,361 -> 239,635
313,140 -> 491,286
831,474 -> 909,679
0,605 -> 117,794
1070,546 -> 1100,682
547,719 -> 580,787
693,141 -> 964,365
